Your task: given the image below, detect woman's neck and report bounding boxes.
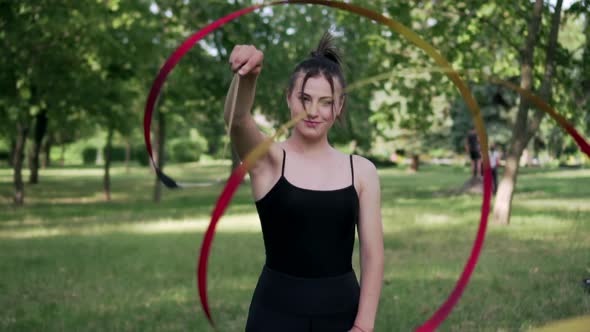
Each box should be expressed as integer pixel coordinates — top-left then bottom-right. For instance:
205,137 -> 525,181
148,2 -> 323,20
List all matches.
286,131 -> 332,158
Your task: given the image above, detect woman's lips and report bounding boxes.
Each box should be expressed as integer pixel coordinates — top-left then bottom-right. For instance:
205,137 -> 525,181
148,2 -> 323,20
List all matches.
303,120 -> 320,128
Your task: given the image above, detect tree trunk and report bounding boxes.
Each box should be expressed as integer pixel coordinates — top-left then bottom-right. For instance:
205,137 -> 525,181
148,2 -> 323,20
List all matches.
124,139 -> 131,173
410,154 -> 420,172
60,143 -> 65,166
154,111 -> 165,203
13,122 -> 29,206
493,151 -> 521,224
493,0 -> 563,225
104,126 -> 114,201
42,136 -> 52,168
525,0 -> 563,142
29,109 -> 48,184
9,139 -> 16,167
493,0 -> 543,225
582,20 -> 590,134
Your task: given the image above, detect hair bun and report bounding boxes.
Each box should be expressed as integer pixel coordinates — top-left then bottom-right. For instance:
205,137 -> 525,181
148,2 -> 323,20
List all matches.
310,32 -> 342,66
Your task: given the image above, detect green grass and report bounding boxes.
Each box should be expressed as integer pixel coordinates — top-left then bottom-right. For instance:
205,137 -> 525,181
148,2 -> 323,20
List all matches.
1,164 -> 589,331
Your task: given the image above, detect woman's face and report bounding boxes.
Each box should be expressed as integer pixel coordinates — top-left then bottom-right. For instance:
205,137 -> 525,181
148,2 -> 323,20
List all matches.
287,74 -> 344,140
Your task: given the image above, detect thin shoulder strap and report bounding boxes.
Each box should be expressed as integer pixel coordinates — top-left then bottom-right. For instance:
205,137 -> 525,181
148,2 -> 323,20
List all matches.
281,149 -> 286,177
350,154 -> 354,186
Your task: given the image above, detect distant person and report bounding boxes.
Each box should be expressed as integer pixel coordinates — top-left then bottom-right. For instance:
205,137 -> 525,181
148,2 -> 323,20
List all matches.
389,151 -> 398,164
465,127 -> 481,178
489,144 -> 500,193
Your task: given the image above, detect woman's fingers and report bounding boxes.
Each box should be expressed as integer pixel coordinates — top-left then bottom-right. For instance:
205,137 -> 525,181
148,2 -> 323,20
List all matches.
230,52 -> 248,73
229,45 -> 263,76
228,45 -> 242,70
239,51 -> 263,76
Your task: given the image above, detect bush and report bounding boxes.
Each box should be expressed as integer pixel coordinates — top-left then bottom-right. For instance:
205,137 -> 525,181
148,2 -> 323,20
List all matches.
103,145 -> 127,162
135,130 -> 208,165
134,145 -> 151,166
168,138 -> 204,163
81,147 -> 97,165
0,150 -> 10,162
164,129 -> 208,163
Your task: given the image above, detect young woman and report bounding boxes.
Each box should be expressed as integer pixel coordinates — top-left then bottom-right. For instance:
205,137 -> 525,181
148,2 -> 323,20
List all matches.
224,33 -> 384,332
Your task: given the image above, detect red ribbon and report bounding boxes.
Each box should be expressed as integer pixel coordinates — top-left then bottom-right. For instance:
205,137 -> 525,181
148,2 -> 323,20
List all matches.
143,1 -> 590,331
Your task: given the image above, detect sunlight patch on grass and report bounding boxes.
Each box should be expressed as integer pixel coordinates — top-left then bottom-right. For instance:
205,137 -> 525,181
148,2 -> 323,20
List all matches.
414,213 -> 453,225
0,214 -> 261,239
510,215 -> 574,227
27,192 -> 117,204
517,198 -> 590,212
503,217 -> 586,244
143,288 -> 192,307
385,269 -> 463,282
530,169 -> 590,179
2,217 -> 45,226
0,228 -> 65,239
16,168 -> 106,177
129,214 -> 261,234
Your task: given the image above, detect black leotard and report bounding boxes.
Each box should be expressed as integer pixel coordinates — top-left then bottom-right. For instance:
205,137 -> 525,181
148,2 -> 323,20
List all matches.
255,150 -> 359,278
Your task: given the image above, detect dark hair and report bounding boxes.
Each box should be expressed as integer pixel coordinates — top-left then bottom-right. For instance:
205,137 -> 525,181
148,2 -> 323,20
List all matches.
287,32 -> 347,122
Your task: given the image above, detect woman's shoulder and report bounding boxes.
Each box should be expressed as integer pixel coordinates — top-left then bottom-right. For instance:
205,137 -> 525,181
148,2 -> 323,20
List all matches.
351,154 -> 377,175
349,154 -> 379,193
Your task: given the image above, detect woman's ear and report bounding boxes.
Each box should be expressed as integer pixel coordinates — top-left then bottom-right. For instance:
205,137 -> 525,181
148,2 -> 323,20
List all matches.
286,91 -> 293,109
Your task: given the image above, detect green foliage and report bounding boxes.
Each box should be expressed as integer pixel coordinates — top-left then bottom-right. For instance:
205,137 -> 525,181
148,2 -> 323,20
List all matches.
0,0 -> 587,166
168,139 -> 201,163
81,147 -> 97,165
103,146 -> 127,163
166,129 -> 208,163
134,146 -> 150,166
0,150 -> 10,163
450,82 -> 517,152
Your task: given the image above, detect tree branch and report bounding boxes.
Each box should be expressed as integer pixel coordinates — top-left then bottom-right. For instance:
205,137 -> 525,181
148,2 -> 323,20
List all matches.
526,0 -> 564,142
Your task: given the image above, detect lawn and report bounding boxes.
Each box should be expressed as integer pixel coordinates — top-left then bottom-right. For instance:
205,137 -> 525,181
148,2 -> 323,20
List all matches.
1,163 -> 589,331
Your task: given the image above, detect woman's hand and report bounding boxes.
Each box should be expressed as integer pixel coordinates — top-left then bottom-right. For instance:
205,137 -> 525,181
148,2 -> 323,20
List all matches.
228,45 -> 264,77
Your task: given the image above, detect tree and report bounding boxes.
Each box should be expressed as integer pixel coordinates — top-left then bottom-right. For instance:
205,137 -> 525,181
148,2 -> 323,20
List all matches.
493,0 -> 564,225
72,0 -> 160,201
153,109 -> 166,203
0,1 -> 109,203
28,109 -> 47,183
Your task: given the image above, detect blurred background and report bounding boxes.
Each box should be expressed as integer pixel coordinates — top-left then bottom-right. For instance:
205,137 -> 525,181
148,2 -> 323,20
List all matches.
1,1 -> 589,331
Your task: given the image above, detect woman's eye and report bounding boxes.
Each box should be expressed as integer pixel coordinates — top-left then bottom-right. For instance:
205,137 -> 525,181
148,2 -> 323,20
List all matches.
321,100 -> 333,106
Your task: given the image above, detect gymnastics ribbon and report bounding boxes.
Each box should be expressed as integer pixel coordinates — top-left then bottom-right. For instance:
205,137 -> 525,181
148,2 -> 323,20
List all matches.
143,1 -> 590,330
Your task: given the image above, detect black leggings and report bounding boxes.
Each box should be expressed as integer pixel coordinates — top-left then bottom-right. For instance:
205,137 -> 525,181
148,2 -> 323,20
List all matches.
245,265 -> 360,332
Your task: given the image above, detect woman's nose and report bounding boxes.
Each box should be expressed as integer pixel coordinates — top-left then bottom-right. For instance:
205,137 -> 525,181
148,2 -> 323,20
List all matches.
306,103 -> 319,117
